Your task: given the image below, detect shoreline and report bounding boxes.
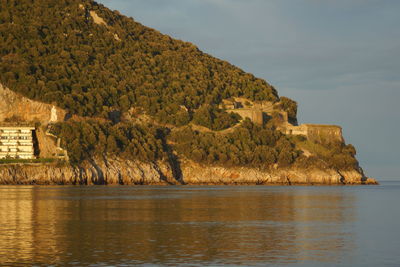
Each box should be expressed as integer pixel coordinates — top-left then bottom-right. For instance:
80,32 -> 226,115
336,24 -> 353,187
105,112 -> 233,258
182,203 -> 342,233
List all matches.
0,157 -> 378,186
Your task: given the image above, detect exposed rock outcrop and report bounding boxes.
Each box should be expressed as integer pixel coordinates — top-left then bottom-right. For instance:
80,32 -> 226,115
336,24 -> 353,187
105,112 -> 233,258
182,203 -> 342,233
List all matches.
0,157 -> 378,185
0,157 -> 177,185
180,160 -> 377,185
0,84 -> 66,124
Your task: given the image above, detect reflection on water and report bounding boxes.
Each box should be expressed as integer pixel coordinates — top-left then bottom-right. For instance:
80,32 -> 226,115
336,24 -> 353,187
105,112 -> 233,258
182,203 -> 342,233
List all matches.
0,186 -> 356,266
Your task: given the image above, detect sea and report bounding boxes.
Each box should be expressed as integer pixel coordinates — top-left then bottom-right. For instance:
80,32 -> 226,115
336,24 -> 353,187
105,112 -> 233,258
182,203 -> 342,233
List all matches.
0,181 -> 399,266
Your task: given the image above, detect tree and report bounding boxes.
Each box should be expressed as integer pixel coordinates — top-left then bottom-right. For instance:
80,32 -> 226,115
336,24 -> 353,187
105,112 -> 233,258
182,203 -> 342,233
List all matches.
106,135 -> 119,153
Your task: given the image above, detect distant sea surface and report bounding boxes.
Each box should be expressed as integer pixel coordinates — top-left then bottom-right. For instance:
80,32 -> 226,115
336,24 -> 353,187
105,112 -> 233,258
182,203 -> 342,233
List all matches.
1,181 -> 399,266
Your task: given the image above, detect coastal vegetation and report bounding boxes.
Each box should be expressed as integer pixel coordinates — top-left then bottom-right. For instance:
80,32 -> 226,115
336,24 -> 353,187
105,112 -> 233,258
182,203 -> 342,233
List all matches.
171,120 -> 358,170
51,121 -> 166,164
49,119 -> 359,171
0,0 -> 363,176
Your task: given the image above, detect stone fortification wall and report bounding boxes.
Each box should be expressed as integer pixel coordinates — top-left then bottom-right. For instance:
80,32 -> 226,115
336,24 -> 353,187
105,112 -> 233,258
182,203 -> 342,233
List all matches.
305,124 -> 343,143
222,98 -> 278,125
253,101 -> 275,113
228,109 -> 264,125
286,124 -> 343,143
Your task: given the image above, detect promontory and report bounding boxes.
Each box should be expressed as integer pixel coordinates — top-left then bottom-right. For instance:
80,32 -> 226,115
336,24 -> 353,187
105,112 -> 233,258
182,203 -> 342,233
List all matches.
0,0 -> 377,185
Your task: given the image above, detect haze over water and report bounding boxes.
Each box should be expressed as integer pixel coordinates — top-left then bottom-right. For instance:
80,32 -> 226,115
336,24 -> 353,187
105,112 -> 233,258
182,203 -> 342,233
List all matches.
0,183 -> 399,266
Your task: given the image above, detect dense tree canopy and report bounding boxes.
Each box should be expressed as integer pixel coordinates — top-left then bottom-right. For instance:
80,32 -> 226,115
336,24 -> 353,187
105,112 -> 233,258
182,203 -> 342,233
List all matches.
51,121 -> 166,164
169,120 -> 358,170
0,0 -> 279,124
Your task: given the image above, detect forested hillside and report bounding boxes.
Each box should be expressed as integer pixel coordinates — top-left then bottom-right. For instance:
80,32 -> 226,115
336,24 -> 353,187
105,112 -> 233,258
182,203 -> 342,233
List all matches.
0,0 -> 278,124
0,0 -> 360,173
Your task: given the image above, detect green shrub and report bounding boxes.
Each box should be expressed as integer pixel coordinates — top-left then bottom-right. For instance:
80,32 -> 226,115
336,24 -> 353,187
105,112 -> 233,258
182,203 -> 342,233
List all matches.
51,121 -> 166,164
192,105 -> 241,130
170,121 -> 300,168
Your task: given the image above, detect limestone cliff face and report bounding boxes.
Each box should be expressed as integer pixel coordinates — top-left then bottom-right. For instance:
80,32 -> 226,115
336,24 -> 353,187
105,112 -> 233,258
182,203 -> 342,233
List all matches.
0,157 -> 377,185
0,157 -> 177,185
179,160 -> 377,185
0,83 -> 66,123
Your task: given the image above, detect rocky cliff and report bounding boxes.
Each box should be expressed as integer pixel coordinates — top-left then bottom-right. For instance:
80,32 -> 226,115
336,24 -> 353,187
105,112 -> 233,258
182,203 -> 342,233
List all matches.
0,157 -> 175,185
0,84 -> 66,124
180,160 -> 377,185
0,157 -> 378,185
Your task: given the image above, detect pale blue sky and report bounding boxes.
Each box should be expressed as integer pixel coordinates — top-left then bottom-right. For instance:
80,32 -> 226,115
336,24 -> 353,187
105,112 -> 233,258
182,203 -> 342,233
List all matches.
98,0 -> 400,180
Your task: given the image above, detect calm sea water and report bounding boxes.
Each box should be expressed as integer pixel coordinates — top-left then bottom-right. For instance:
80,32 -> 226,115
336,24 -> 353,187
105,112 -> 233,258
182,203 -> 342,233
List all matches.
0,182 -> 399,266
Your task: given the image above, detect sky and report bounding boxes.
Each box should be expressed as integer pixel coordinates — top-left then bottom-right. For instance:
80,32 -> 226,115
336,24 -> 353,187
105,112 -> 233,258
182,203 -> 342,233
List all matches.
97,0 -> 400,180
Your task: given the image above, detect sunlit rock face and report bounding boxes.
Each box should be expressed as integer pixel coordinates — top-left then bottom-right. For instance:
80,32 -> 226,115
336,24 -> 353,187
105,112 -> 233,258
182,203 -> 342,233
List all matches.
0,157 -> 377,185
0,84 -> 66,124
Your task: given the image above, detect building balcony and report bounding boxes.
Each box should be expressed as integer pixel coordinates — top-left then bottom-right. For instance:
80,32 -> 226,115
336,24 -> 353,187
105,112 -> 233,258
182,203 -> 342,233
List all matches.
0,147 -> 33,152
0,141 -> 33,145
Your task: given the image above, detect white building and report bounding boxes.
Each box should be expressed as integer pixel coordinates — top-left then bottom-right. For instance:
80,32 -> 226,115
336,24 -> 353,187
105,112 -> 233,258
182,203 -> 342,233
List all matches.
0,127 -> 36,159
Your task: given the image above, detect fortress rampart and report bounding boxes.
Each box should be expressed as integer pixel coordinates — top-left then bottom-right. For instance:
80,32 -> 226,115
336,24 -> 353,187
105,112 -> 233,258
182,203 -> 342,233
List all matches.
229,109 -> 264,125
221,98 -> 344,143
222,98 -> 276,125
285,124 -> 344,143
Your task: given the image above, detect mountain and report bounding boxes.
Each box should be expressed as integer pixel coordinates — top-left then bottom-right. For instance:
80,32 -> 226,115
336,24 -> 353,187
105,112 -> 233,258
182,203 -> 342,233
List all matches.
0,0 -> 377,185
0,0 -> 278,119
